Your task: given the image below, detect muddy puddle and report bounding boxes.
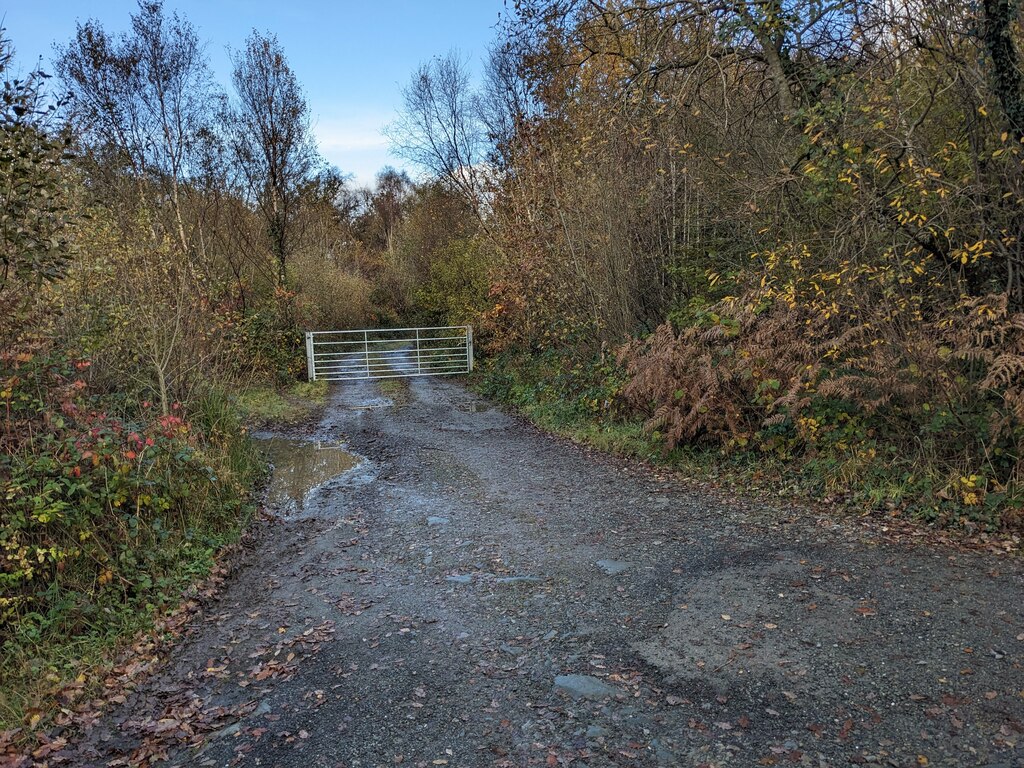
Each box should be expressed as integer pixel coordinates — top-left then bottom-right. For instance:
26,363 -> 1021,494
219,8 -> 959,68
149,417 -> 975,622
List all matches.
257,437 -> 359,514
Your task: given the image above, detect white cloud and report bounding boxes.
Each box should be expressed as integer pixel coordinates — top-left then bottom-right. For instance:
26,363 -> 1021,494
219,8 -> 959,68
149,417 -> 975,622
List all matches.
313,113 -> 405,186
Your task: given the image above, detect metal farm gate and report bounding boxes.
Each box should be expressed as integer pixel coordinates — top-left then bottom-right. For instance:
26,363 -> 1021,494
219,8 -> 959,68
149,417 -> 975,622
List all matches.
305,326 -> 473,382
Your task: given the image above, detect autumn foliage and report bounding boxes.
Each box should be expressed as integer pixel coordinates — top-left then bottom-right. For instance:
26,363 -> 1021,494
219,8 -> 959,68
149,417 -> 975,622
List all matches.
386,1 -> 1024,527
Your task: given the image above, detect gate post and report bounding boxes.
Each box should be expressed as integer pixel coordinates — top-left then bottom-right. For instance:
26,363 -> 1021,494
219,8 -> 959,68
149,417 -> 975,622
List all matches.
416,328 -> 422,374
305,332 -> 315,381
467,326 -> 474,373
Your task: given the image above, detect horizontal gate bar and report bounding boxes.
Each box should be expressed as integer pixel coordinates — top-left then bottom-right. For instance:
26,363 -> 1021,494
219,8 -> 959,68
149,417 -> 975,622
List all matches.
312,346 -> 466,360
309,325 -> 470,335
311,336 -> 466,347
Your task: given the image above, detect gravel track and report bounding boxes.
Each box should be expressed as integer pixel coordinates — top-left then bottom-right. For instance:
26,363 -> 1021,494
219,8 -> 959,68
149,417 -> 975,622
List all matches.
60,376 -> 1024,767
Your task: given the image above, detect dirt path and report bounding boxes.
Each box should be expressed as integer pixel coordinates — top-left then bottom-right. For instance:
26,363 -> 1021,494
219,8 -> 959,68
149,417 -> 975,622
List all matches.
61,377 -> 1023,767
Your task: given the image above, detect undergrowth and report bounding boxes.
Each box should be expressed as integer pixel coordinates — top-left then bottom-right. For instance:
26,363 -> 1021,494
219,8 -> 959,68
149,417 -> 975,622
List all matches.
0,354 -> 266,730
476,348 -> 1023,533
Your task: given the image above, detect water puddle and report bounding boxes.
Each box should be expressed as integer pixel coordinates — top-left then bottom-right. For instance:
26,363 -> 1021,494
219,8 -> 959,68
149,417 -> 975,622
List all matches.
345,396 -> 393,411
256,437 -> 359,514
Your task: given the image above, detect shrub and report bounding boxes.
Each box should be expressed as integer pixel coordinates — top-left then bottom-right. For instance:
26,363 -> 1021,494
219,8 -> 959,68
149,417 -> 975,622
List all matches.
291,254 -> 376,331
619,280 -> 1024,528
0,353 -> 260,654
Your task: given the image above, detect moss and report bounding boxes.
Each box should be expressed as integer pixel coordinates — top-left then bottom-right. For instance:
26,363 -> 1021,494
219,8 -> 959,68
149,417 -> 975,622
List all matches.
234,380 -> 329,426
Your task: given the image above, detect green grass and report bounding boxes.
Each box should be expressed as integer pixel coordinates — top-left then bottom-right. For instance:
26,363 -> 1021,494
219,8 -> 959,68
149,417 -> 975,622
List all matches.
234,380 -> 329,426
378,377 -> 411,403
497,383 -> 804,497
509,396 -> 660,460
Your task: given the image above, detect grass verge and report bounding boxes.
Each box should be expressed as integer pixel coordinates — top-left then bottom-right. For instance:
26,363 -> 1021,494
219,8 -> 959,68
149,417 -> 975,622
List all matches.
472,351 -> 1022,546
234,380 -> 329,426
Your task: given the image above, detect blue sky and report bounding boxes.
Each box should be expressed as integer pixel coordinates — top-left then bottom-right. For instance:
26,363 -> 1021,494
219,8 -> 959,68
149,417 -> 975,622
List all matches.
3,1 -> 507,186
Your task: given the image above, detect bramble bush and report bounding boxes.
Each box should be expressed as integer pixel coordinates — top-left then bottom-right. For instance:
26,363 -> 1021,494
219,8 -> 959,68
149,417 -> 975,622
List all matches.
0,352 -> 261,656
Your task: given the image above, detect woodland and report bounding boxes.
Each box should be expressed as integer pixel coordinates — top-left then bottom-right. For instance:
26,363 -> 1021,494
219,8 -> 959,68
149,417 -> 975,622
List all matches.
3,0 -> 1024,732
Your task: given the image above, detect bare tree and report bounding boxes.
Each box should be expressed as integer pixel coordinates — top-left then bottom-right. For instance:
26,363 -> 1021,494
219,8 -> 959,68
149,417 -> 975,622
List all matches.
363,167 -> 412,255
386,52 -> 491,216
226,30 -> 318,286
55,0 -> 214,254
